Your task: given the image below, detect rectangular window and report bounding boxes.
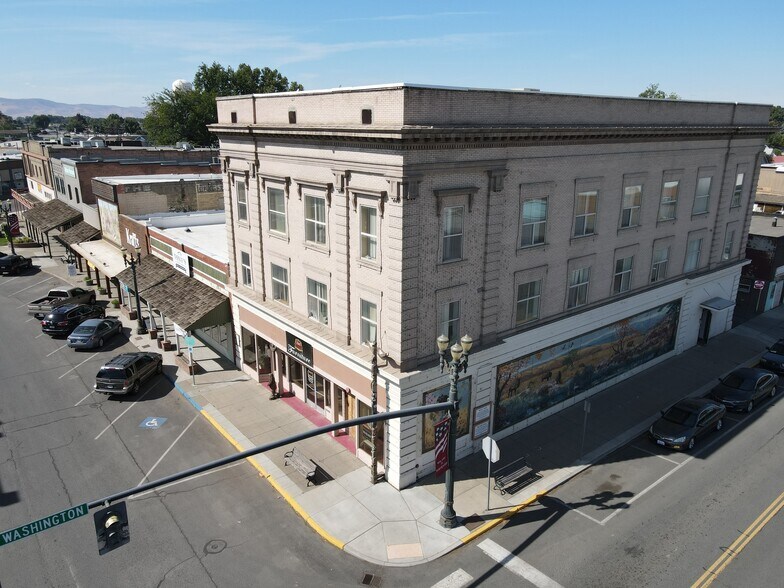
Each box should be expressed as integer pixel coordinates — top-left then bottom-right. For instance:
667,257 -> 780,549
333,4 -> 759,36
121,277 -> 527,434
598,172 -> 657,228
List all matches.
516,280 -> 541,324
693,177 -> 711,215
684,237 -> 702,272
306,278 -> 328,324
439,301 -> 460,344
620,185 -> 642,228
271,263 -> 289,304
240,251 -> 252,286
267,187 -> 286,234
360,205 -> 378,260
520,197 -> 548,246
442,206 -> 464,262
236,181 -> 248,222
567,267 -> 590,309
613,256 -> 633,294
731,173 -> 744,208
360,299 -> 377,345
305,195 -> 326,244
658,180 -> 679,221
650,246 -> 669,283
574,191 -> 597,237
722,230 -> 735,261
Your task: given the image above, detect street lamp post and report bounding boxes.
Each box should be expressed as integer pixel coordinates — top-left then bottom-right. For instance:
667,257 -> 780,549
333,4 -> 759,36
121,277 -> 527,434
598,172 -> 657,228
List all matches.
121,246 -> 147,335
1,200 -> 16,255
436,332 -> 473,529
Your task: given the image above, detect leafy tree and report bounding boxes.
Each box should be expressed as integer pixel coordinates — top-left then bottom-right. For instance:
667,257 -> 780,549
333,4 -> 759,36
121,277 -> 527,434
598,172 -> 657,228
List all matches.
144,62 -> 303,146
30,114 -> 51,130
124,118 -> 142,134
639,83 -> 680,100
768,106 -> 784,150
0,111 -> 14,130
65,113 -> 89,133
99,113 -> 125,134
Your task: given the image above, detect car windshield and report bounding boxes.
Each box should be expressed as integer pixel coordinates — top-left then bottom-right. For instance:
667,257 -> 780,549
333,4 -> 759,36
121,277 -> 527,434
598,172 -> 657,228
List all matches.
722,373 -> 754,390
72,326 -> 95,335
97,368 -> 126,380
662,406 -> 697,426
770,342 -> 784,355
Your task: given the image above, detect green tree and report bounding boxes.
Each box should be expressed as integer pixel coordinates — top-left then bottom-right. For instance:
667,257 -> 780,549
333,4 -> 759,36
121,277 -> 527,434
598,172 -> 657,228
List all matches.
65,113 -> 89,133
30,114 -> 51,130
124,118 -> 142,134
639,83 -> 680,100
145,62 -> 303,146
0,111 -> 14,130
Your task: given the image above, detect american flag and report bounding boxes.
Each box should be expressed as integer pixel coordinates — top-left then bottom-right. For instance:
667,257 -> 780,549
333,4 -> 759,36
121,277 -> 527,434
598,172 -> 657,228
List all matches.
434,416 -> 450,477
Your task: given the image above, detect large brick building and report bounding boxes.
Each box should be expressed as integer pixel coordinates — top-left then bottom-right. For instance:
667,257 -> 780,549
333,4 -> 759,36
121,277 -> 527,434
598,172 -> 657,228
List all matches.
212,84 -> 770,489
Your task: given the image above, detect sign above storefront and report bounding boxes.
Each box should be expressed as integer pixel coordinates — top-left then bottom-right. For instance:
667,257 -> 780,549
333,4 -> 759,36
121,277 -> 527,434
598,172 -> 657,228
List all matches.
172,249 -> 190,276
286,332 -> 313,367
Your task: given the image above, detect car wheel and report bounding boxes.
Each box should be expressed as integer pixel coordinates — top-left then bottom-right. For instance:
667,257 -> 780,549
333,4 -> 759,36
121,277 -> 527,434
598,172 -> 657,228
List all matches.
97,338 -> 104,348
772,386 -> 778,398
687,437 -> 695,450
131,381 -> 140,395
156,361 -> 163,374
746,400 -> 754,413
716,418 -> 723,431
89,295 -> 96,304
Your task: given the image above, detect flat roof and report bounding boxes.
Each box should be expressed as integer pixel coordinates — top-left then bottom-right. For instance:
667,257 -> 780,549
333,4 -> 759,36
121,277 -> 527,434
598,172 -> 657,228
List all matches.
750,215 -> 784,238
93,173 -> 222,185
152,223 -> 227,262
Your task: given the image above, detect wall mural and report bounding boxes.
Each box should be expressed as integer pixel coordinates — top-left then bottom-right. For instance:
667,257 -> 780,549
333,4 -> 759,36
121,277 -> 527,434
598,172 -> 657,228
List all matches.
494,300 -> 682,432
422,377 -> 471,453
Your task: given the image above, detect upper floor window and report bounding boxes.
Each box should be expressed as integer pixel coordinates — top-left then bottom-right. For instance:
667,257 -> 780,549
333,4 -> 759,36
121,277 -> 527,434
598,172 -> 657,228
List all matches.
567,267 -> 590,309
613,256 -> 633,294
620,185 -> 642,228
439,300 -> 460,345
516,280 -> 541,325
574,191 -> 597,237
731,173 -> 744,208
307,278 -> 328,324
240,251 -> 252,286
236,180 -> 248,223
305,195 -> 326,244
650,246 -> 669,283
722,229 -> 736,261
268,187 -> 286,234
658,180 -> 679,221
442,206 -> 464,262
520,198 -> 548,246
692,177 -> 711,215
271,263 -> 289,304
684,237 -> 702,272
360,205 -> 378,260
360,299 -> 378,345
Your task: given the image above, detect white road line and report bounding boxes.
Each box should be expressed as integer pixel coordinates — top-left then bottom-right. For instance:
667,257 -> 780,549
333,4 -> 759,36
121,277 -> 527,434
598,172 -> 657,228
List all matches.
630,444 -> 681,464
47,343 -> 69,357
3,276 -> 19,284
569,508 -> 606,525
129,462 -> 243,499
10,276 -> 52,296
26,317 -> 38,323
34,332 -> 45,338
58,356 -> 92,379
431,569 -> 474,588
478,539 -> 564,588
74,391 -> 94,406
94,385 -> 155,440
137,415 -> 199,486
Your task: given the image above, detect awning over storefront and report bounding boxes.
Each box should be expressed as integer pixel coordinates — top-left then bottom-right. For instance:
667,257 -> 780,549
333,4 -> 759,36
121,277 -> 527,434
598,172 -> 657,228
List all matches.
11,189 -> 38,209
115,254 -> 177,293
144,272 -> 230,331
70,239 -> 128,278
55,220 -> 100,246
700,297 -> 735,312
23,199 -> 82,232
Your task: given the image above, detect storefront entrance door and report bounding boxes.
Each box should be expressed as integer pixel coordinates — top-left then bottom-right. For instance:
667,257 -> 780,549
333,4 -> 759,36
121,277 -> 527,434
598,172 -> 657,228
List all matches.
305,369 -> 331,416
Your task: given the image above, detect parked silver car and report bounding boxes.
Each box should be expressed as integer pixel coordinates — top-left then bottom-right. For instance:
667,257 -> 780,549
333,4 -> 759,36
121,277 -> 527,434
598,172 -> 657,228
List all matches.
94,352 -> 163,395
67,318 -> 123,349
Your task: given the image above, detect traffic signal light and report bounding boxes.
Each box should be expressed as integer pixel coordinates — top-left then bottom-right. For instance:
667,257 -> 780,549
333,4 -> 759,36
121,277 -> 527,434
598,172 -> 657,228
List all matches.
93,501 -> 129,555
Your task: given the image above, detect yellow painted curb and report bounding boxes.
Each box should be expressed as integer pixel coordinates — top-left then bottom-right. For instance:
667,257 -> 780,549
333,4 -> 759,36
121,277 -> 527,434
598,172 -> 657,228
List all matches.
461,491 -> 548,544
200,409 -> 345,550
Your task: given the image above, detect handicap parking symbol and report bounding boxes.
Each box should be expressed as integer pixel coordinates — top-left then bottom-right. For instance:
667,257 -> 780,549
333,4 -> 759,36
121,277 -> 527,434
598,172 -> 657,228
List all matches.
140,417 -> 167,429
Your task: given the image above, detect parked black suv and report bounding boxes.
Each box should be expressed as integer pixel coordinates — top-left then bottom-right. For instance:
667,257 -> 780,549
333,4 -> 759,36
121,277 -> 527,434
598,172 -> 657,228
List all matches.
0,254 -> 33,275
41,304 -> 105,336
94,352 -> 163,395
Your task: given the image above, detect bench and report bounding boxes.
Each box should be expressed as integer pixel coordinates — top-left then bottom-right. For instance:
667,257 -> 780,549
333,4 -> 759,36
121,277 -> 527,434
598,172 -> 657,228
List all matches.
493,457 -> 535,495
284,447 -> 318,486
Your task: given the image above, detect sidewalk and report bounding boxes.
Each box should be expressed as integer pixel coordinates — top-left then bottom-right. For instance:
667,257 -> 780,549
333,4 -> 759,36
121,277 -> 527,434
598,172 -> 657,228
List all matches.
16,240 -> 784,566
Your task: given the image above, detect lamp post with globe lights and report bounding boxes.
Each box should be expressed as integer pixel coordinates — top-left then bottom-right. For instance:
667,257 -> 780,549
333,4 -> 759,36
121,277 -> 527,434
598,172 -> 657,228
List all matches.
121,246 -> 147,335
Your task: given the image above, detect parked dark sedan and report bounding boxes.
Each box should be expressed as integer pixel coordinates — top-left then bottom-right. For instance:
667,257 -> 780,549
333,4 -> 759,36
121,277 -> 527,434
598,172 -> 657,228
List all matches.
67,318 -> 123,349
0,254 -> 33,275
760,339 -> 784,373
710,367 -> 779,413
41,304 -> 105,337
649,398 -> 726,451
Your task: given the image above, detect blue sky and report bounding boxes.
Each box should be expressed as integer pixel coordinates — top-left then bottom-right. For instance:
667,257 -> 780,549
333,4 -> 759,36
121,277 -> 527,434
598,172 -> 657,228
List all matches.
5,0 -> 779,108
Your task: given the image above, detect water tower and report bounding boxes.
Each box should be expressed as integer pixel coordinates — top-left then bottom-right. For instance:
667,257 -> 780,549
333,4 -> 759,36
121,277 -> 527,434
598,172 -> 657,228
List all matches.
172,79 -> 193,92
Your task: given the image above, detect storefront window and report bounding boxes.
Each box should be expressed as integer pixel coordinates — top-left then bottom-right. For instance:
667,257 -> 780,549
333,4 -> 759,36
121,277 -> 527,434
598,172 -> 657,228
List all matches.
290,361 -> 303,388
358,402 -> 373,454
256,335 -> 271,374
241,327 -> 256,370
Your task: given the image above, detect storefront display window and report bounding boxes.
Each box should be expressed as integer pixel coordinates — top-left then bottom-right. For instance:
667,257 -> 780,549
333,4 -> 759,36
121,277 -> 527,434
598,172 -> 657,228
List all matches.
241,327 -> 256,370
290,361 -> 303,388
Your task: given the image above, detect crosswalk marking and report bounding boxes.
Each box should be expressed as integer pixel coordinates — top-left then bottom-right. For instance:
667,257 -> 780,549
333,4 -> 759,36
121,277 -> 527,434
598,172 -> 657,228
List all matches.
431,569 -> 473,588
478,539 -> 565,588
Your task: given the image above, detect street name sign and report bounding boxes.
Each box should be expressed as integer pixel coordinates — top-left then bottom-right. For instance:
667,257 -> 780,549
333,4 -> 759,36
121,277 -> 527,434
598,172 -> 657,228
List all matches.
0,503 -> 89,547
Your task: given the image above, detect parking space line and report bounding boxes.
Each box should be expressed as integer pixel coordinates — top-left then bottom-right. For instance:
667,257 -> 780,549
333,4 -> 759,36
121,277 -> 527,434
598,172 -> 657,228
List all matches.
569,508 -> 606,525
47,343 -> 68,357
630,444 -> 681,464
137,415 -> 199,486
9,277 -> 52,296
26,317 -> 37,323
94,384 -> 157,440
74,391 -> 94,406
129,462 -> 244,500
431,569 -> 474,588
478,539 -> 564,588
58,356 -> 92,379
34,332 -> 45,337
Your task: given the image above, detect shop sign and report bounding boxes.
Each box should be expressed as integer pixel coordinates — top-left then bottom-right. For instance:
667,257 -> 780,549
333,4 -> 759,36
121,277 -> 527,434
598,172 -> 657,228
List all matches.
171,249 -> 190,276
286,332 -> 313,367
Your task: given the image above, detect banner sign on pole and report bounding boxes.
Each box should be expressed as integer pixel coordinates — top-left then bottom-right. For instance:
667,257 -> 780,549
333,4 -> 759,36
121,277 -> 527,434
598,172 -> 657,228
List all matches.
434,416 -> 450,477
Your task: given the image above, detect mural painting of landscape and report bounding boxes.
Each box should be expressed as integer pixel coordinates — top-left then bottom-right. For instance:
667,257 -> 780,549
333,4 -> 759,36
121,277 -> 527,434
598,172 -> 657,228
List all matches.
494,300 -> 682,432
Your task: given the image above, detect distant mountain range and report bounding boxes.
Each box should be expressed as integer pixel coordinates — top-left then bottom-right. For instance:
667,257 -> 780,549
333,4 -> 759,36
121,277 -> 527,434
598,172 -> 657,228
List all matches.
0,97 -> 146,118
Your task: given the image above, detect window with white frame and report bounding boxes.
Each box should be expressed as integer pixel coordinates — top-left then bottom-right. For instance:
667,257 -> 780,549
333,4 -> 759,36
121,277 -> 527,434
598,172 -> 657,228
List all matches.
613,256 -> 633,294
731,173 -> 744,208
240,251 -> 252,286
516,280 -> 541,325
441,206 -> 464,262
439,300 -> 460,344
360,205 -> 378,260
722,229 -> 736,261
360,299 -> 378,345
305,195 -> 327,244
267,187 -> 286,234
236,180 -> 248,222
650,246 -> 669,283
658,180 -> 679,221
520,198 -> 548,246
307,278 -> 328,324
620,185 -> 642,228
574,191 -> 597,237
692,177 -> 711,215
684,237 -> 702,272
271,263 -> 289,304
567,267 -> 590,309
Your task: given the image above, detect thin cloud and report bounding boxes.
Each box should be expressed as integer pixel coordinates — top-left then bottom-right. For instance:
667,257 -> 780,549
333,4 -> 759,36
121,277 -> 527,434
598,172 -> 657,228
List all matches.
328,11 -> 493,23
